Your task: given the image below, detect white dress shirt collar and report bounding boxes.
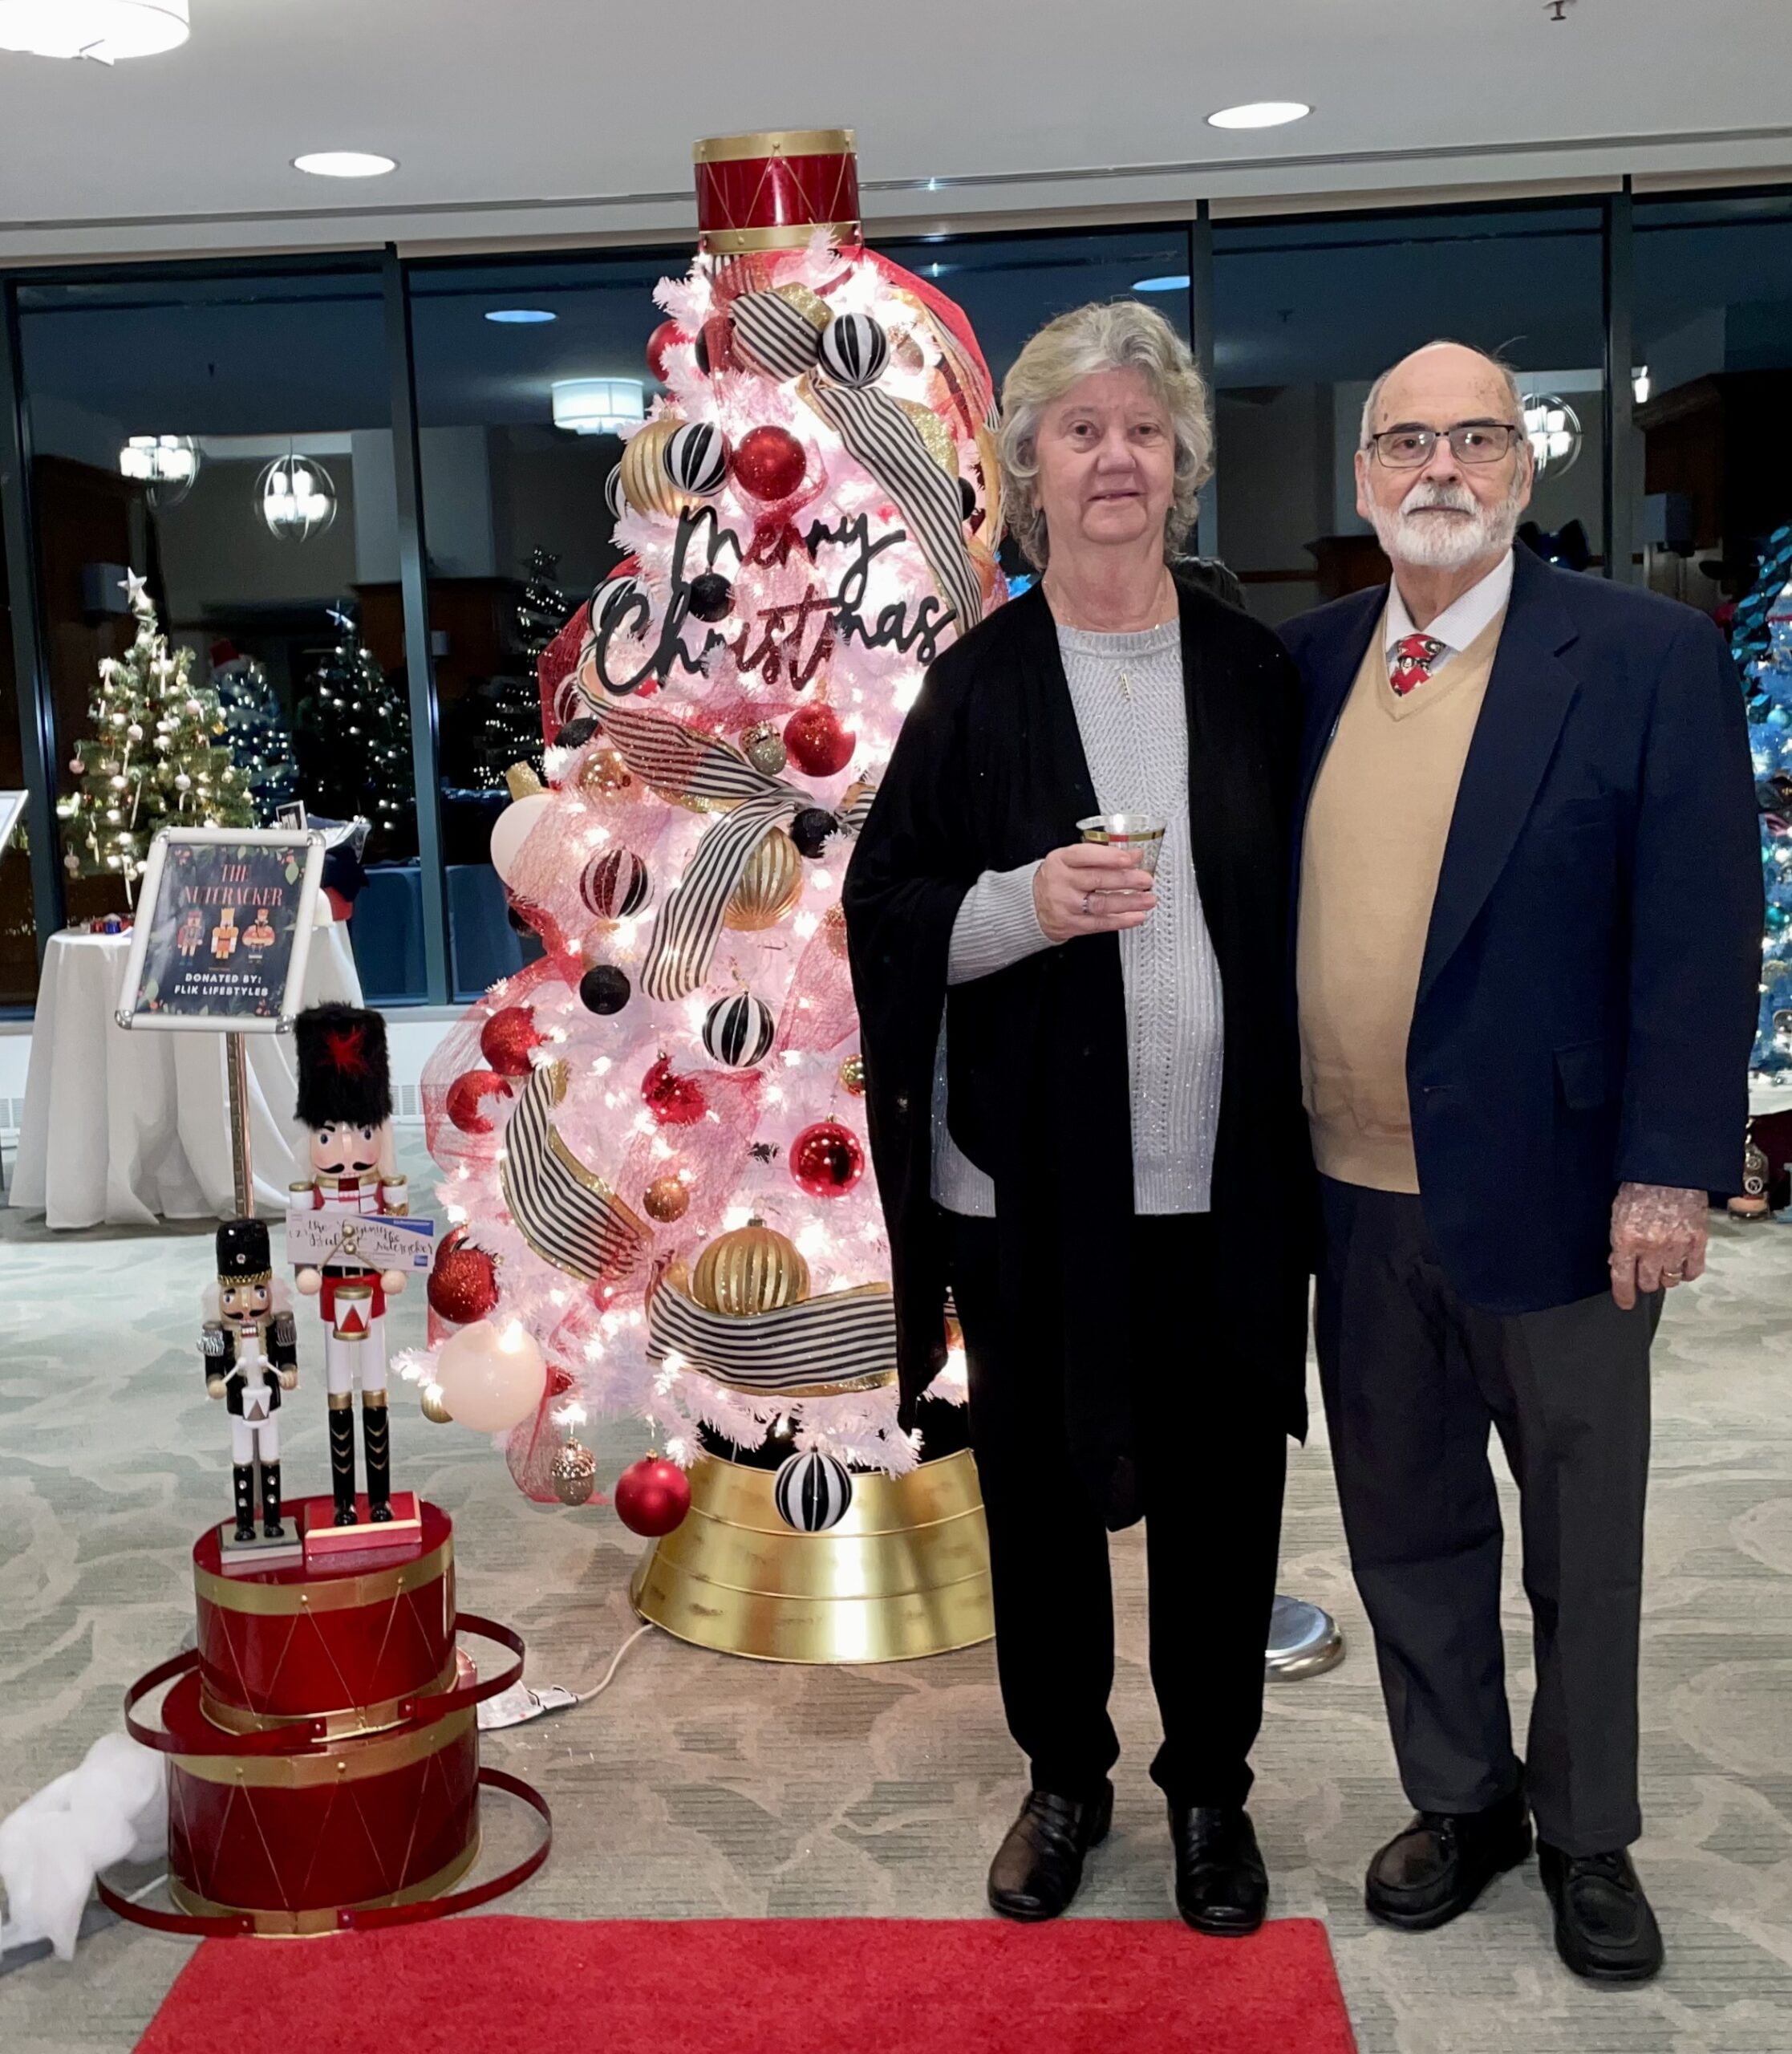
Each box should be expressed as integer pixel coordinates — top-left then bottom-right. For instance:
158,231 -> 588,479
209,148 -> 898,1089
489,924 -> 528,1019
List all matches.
1385,549 -> 1515,660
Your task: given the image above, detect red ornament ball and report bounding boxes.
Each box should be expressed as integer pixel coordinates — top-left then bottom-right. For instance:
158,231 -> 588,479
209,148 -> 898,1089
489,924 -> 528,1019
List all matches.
479,1004 -> 541,1078
646,319 -> 687,385
791,1118 -> 865,1199
444,1068 -> 513,1135
428,1228 -> 501,1325
643,1053 -> 707,1126
733,424 -> 807,502
614,1454 -> 691,1537
783,704 -> 855,778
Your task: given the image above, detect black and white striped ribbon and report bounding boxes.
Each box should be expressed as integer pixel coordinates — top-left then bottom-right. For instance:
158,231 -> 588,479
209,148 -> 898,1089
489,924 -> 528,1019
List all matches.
642,794 -> 801,1001
647,1280 -> 898,1397
499,1061 -> 648,1285
805,375 -> 983,639
731,290 -> 827,382
833,781 -> 877,840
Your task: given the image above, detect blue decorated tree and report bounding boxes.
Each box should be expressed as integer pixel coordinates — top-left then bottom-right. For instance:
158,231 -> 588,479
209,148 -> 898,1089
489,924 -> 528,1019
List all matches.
1733,538 -> 1792,1074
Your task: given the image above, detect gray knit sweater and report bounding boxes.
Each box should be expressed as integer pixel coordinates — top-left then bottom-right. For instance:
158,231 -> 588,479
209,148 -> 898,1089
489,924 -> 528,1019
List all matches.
930,619 -> 1225,1216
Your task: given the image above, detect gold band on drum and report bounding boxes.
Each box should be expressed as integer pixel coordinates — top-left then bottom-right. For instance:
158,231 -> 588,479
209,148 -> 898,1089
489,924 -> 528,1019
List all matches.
199,1651 -> 459,1739
171,1707 -> 474,1788
168,1834 -> 480,1939
702,221 -> 862,255
193,1535 -> 453,1618
694,128 -> 855,164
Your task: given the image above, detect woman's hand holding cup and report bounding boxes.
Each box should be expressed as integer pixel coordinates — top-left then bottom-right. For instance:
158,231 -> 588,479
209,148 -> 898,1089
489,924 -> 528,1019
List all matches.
1033,842 -> 1158,943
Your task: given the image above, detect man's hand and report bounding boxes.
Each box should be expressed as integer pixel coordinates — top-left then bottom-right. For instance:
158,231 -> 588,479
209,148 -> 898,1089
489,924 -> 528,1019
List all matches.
1609,1182 -> 1709,1309
1032,842 -> 1157,944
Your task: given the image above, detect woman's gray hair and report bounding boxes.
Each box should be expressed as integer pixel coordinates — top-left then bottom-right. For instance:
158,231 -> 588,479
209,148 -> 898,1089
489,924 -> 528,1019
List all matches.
997,299 -> 1213,571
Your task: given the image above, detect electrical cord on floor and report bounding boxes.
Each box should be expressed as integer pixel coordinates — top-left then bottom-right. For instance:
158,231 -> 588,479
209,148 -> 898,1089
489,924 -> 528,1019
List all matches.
476,1622 -> 660,1731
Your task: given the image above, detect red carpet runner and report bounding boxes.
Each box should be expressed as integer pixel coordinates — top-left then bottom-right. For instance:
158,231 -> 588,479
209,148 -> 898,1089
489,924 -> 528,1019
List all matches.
136,1914 -> 1357,2054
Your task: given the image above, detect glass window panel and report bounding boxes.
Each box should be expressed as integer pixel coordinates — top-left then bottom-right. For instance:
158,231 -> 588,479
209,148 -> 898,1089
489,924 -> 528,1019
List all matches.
1634,193 -> 1792,620
1213,206 -> 1606,624
406,253 -> 682,1001
0,503 -> 39,1009
14,266 -> 424,1001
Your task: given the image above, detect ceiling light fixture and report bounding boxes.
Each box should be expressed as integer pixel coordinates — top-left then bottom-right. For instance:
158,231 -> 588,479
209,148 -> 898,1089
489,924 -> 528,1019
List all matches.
1632,365 -> 1652,405
485,309 -> 557,325
550,378 -> 644,436
1207,100 -> 1311,130
1133,274 -> 1192,294
1522,393 -> 1583,477
0,0 -> 188,61
257,452 -> 338,541
119,433 -> 200,505
293,152 -> 397,179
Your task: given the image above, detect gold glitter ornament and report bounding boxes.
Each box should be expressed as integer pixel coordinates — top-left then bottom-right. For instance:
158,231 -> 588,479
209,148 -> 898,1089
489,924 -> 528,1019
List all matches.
578,746 -> 634,798
692,1219 -> 810,1317
550,1438 -> 598,1507
838,1052 -> 866,1097
643,1174 -> 691,1224
420,1386 -> 454,1424
894,396 -> 957,477
821,903 -> 849,960
724,826 -> 801,931
619,417 -> 687,518
742,721 -> 787,777
772,282 -> 831,331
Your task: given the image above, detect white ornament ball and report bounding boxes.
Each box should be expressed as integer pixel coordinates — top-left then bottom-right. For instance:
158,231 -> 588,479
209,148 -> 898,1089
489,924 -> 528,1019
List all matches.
818,312 -> 890,388
489,792 -> 555,887
433,1318 -> 546,1434
773,1449 -> 853,1532
174,773 -> 192,791
702,990 -> 776,1069
663,420 -> 730,498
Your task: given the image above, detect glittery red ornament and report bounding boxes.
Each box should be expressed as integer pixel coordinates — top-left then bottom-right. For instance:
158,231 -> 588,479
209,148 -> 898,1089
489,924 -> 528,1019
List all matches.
643,1053 -> 707,1126
783,704 -> 855,777
733,424 -> 806,502
479,1004 -> 541,1078
790,1118 -> 865,1198
427,1228 -> 500,1325
445,1068 -> 513,1135
614,1454 -> 691,1537
646,319 -> 687,385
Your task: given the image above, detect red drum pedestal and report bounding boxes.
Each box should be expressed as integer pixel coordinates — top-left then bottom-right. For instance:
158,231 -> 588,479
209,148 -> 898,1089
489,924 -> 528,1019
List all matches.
111,1498 -> 549,1938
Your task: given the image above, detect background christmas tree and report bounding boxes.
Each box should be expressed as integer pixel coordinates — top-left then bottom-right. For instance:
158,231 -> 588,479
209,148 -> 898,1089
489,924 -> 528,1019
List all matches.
212,645 -> 299,822
299,607 -> 415,854
57,573 -> 254,897
468,549 -> 570,790
1733,556 -> 1792,1074
417,207 -> 1004,1504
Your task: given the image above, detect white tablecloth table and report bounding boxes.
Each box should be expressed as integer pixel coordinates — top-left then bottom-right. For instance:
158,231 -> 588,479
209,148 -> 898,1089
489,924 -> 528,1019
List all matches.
10,923 -> 363,1229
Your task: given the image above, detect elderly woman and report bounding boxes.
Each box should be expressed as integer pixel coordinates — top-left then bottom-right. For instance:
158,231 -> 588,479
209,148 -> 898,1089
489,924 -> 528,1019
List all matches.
844,301 -> 1311,1931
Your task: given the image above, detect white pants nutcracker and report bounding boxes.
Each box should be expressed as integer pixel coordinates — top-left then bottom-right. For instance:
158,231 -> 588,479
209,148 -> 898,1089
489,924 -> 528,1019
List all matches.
321,1276 -> 388,1398
229,1375 -> 282,1464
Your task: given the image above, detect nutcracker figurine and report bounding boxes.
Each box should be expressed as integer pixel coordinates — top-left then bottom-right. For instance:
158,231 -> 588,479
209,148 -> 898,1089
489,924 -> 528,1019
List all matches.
291,1003 -> 409,1524
201,1219 -> 299,1543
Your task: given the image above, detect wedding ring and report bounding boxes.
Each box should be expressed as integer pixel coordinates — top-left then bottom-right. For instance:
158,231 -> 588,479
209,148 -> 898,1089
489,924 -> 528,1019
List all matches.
1080,891 -> 1091,915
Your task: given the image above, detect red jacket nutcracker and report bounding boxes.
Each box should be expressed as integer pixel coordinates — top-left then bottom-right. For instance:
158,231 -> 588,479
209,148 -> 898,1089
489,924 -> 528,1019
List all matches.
290,1003 -> 410,1525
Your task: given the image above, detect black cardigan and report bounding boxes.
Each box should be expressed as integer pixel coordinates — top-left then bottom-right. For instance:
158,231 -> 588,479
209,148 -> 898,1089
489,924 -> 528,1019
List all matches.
843,578 -> 1314,1528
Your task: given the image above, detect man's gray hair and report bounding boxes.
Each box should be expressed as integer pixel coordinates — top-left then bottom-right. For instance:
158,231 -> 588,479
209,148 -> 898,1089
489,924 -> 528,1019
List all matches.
997,299 -> 1212,571
1359,340 -> 1526,448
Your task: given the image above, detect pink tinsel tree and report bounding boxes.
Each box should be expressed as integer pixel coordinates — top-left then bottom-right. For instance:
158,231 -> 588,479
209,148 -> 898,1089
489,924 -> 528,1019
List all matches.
416,209 -> 1006,1500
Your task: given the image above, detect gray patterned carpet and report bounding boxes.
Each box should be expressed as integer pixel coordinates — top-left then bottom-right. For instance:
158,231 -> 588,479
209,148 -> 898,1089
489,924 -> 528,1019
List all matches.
2,1128 -> 1790,2053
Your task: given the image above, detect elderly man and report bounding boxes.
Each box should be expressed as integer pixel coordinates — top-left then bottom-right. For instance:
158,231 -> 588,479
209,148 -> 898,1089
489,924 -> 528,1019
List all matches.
1281,341 -> 1760,1984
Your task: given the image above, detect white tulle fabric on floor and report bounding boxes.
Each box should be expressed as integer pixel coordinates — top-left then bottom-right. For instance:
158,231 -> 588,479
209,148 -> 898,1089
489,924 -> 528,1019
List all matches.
0,1731 -> 167,1963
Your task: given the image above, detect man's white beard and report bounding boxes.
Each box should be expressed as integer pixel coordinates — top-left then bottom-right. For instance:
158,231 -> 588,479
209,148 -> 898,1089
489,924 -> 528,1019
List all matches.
1370,476 -> 1524,572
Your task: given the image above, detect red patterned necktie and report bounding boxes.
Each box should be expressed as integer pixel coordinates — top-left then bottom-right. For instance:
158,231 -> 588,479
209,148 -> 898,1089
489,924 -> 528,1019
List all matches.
1389,631 -> 1445,696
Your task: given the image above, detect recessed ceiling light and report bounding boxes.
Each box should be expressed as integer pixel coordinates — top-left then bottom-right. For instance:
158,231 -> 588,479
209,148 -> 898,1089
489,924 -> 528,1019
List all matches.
293,152 -> 397,179
1133,274 -> 1191,294
485,309 -> 556,325
0,0 -> 189,63
1207,101 -> 1311,130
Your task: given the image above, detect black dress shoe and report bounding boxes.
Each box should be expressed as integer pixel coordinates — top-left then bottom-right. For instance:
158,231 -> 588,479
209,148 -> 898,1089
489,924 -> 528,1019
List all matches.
1170,1804 -> 1268,1937
1365,1785 -> 1532,1930
987,1783 -> 1113,1922
1539,1844 -> 1664,1984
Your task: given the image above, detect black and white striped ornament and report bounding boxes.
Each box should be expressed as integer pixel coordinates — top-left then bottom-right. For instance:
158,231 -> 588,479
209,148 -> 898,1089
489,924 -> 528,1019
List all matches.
663,420 -> 731,497
605,467 -> 626,520
589,573 -> 647,635
701,990 -> 776,1069
773,1449 -> 853,1532
579,845 -> 651,923
818,311 -> 889,388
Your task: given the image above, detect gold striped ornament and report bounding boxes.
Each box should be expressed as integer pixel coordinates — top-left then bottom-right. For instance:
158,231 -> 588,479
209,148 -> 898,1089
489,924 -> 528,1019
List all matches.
691,1220 -> 810,1317
723,825 -> 801,931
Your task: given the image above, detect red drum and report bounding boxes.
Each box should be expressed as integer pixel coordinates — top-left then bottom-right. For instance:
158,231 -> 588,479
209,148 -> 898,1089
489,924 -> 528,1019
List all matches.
693,129 -> 861,255
193,1499 -> 455,1731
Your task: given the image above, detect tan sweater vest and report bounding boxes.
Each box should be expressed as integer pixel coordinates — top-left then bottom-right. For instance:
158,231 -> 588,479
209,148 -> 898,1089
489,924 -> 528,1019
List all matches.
1297,604 -> 1508,1192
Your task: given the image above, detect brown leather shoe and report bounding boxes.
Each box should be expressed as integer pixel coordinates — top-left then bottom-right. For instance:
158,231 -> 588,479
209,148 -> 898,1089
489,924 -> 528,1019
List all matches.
987,1784 -> 1113,1922
1539,1844 -> 1664,1983
1365,1785 -> 1532,1930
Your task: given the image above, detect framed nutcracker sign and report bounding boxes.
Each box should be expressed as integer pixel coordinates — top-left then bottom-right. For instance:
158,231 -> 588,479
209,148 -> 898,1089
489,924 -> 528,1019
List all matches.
116,826 -> 326,1033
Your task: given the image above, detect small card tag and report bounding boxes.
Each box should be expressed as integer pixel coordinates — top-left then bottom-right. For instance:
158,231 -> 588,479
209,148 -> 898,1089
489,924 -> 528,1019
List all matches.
284,1211 -> 436,1270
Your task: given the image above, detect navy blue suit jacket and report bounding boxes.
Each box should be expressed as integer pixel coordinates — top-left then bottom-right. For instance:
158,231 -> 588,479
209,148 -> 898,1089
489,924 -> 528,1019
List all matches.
1282,546 -> 1762,1315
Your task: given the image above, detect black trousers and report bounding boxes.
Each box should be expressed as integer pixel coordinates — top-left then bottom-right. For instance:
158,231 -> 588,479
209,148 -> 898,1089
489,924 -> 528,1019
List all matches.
944,1208 -> 1287,1811
1315,1177 -> 1658,1856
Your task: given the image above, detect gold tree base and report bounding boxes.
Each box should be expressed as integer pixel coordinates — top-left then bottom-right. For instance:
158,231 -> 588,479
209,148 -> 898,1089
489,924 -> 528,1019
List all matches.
629,1447 -> 993,1664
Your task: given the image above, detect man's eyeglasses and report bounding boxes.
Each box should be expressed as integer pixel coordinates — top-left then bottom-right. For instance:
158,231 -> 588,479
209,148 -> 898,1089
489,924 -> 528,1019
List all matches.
1365,421 -> 1525,469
